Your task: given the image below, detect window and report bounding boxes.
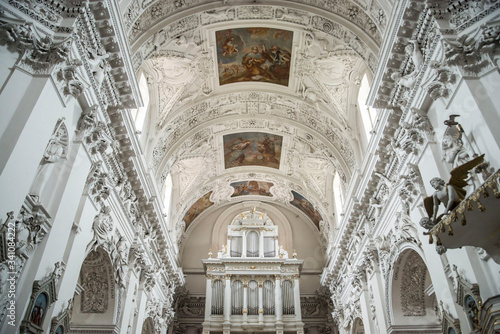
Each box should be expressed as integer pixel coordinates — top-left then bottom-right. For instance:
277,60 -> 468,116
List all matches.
162,173 -> 172,218
358,74 -> 377,140
333,171 -> 344,222
230,236 -> 242,257
246,231 -> 259,257
263,237 -> 275,257
131,72 -> 150,132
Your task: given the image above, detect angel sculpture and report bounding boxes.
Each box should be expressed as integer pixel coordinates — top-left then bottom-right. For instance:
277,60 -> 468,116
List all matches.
420,154 -> 484,229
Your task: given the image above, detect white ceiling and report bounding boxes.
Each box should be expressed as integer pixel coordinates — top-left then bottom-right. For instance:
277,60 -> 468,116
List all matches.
122,0 -> 390,294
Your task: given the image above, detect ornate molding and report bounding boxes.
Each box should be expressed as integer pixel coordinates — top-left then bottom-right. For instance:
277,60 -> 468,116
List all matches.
126,2 -> 386,51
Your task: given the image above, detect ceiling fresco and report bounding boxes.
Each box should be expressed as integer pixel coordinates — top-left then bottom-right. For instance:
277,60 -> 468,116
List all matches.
223,132 -> 282,169
182,191 -> 214,228
123,0 -> 388,246
290,191 -> 323,228
230,180 -> 274,197
216,27 -> 293,86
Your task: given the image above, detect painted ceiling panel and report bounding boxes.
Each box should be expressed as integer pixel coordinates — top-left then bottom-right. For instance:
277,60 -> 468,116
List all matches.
216,27 -> 293,86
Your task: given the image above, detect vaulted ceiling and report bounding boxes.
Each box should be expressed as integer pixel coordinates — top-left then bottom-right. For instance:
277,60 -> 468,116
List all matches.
121,0 -> 391,294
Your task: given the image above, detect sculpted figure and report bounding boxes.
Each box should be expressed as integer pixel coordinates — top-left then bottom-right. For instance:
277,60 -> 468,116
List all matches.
29,124 -> 67,200
242,45 -> 269,80
87,206 -> 113,253
279,245 -> 288,259
77,105 -> 98,132
442,135 -> 471,168
421,154 -> 484,227
87,47 -> 110,88
113,236 -> 129,286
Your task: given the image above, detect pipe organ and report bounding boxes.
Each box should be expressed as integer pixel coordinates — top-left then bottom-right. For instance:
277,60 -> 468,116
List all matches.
202,210 -> 304,334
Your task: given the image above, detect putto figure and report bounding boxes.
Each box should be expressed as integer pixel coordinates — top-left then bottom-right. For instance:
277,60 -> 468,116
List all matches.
420,154 -> 484,229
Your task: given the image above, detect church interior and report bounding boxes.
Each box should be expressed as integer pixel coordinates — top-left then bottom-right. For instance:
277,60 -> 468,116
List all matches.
0,0 -> 499,333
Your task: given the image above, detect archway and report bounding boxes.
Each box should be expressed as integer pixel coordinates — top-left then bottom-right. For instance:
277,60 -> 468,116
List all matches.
351,317 -> 365,334
141,317 -> 155,334
389,249 -> 439,332
70,247 -> 117,332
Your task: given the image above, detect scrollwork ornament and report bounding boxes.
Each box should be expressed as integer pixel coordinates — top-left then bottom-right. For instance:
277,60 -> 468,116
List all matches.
0,19 -> 72,74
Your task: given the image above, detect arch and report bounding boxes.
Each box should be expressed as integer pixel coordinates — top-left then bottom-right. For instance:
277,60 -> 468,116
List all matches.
207,201 -> 293,255
71,247 -> 117,329
141,317 -> 155,334
388,248 -> 439,332
129,3 -> 382,67
351,317 -> 365,334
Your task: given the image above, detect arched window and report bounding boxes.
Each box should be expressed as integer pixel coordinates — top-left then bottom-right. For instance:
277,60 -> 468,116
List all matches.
263,280 -> 275,315
333,171 -> 344,223
246,231 -> 259,257
131,72 -> 150,133
162,173 -> 172,217
211,280 -> 224,315
358,74 -> 377,141
282,280 -> 294,315
230,236 -> 242,257
248,280 -> 259,315
263,236 -> 275,257
231,280 -> 243,315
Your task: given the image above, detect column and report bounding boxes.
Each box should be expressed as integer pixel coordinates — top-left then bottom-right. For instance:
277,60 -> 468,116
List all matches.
358,278 -> 374,334
242,231 -> 247,258
224,275 -> 231,323
131,284 -> 149,334
258,280 -> 264,323
369,269 -> 388,333
227,236 -> 231,257
275,275 -> 282,323
0,73 -> 72,217
259,232 -> 264,257
118,271 -> 140,334
293,274 -> 302,320
243,280 -> 248,323
205,275 -> 213,319
274,236 -> 279,258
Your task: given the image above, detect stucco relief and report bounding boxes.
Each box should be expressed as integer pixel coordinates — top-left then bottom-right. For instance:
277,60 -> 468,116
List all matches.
80,249 -> 113,313
125,2 -> 385,49
152,97 -> 355,192
400,251 -> 427,317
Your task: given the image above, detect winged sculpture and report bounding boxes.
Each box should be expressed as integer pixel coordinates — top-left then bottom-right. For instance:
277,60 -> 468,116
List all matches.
420,154 -> 484,229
